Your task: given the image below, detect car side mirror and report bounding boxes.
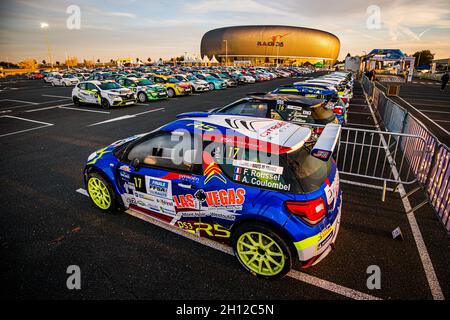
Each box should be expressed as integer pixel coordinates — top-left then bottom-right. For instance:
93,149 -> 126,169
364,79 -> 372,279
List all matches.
131,158 -> 140,171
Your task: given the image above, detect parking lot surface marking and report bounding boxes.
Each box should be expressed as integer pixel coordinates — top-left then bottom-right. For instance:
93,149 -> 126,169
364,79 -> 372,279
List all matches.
363,89 -> 445,300
58,106 -> 111,114
87,107 -> 164,126
0,115 -> 54,138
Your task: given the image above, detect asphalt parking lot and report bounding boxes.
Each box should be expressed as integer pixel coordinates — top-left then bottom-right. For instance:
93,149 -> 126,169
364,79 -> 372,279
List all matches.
376,78 -> 450,145
0,75 -> 449,300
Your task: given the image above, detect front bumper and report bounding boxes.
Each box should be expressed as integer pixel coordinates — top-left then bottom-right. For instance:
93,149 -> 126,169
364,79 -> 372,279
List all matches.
111,96 -> 136,106
147,91 -> 168,100
293,201 -> 342,266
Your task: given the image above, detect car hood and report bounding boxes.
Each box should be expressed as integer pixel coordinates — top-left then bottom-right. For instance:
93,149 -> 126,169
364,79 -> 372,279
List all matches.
105,88 -> 132,95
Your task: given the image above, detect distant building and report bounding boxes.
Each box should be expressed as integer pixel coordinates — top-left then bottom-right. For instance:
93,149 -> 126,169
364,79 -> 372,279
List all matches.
200,25 -> 340,66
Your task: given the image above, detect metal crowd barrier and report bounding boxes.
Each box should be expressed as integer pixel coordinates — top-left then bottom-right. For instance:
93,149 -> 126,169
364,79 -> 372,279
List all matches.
335,127 -> 429,201
361,75 -> 450,231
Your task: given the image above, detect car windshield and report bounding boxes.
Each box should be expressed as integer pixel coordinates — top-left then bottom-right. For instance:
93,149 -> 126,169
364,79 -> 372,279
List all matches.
99,82 -> 121,90
137,79 -> 153,86
206,76 -> 216,81
167,77 -> 180,83
187,76 -> 197,81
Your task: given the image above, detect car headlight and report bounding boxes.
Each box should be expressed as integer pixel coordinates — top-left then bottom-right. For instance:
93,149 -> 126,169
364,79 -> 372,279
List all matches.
87,151 -> 97,162
108,94 -> 120,99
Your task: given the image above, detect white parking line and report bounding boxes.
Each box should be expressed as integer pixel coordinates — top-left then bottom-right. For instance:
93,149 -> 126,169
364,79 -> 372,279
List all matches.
87,107 -> 164,126
434,119 -> 450,123
0,99 -> 39,105
59,106 -> 110,114
0,115 -> 54,138
362,88 -> 444,300
76,187 -> 381,300
42,94 -> 72,99
25,103 -> 74,113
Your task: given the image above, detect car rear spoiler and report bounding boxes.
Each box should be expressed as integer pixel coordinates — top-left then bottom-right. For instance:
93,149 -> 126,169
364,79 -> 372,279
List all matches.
311,123 -> 341,161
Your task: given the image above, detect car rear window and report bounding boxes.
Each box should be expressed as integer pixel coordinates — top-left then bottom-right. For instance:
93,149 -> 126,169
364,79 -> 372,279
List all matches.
275,102 -> 335,125
282,147 -> 332,193
217,101 -> 269,117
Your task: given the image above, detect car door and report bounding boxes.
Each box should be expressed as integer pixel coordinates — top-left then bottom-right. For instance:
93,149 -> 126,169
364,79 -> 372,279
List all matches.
85,83 -> 101,104
117,132 -> 203,226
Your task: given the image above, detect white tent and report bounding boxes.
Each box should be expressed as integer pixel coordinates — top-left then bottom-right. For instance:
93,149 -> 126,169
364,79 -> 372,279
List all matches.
210,55 -> 219,64
202,55 -> 210,64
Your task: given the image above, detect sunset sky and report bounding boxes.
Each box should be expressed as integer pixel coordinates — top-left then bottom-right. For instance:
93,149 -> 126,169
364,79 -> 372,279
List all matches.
1,0 -> 449,63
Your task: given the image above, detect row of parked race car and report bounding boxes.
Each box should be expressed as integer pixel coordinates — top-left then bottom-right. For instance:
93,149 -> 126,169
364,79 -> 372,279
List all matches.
27,66 -> 312,107
82,70 -> 353,279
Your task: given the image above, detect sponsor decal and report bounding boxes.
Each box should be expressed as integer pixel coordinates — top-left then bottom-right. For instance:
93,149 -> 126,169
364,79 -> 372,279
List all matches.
324,172 -> 340,211
120,171 -> 130,180
203,152 -> 227,184
311,149 -> 331,160
146,176 -> 172,199
233,167 -> 291,191
119,165 -> 131,172
176,221 -> 231,238
186,122 -> 217,132
173,188 -> 246,221
259,121 -> 288,138
233,159 -> 284,175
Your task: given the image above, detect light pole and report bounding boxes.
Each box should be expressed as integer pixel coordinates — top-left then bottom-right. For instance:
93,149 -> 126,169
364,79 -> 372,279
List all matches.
40,22 -> 53,69
223,40 -> 228,66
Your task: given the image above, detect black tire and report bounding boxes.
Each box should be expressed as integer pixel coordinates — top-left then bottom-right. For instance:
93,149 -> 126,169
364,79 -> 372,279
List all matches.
86,172 -> 120,213
231,223 -> 293,279
208,82 -> 215,90
101,98 -> 110,109
167,88 -> 175,98
73,97 -> 80,107
138,92 -> 147,103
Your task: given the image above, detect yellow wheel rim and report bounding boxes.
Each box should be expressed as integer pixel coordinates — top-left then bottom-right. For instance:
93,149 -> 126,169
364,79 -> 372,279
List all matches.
87,177 -> 111,210
236,231 -> 285,276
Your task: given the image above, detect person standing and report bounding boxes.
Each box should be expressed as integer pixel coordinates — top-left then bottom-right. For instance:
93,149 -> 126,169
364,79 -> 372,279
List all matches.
441,72 -> 449,91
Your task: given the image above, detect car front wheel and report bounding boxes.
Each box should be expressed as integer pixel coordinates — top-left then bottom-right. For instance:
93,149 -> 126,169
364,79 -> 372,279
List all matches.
138,92 -> 147,103
167,88 -> 175,98
208,83 -> 215,90
86,172 -> 118,213
101,98 -> 111,109
232,223 -> 293,279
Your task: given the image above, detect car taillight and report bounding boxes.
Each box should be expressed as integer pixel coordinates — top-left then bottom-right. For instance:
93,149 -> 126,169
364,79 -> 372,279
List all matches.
313,127 -> 324,135
333,107 -> 343,115
285,198 -> 327,224
341,98 -> 347,103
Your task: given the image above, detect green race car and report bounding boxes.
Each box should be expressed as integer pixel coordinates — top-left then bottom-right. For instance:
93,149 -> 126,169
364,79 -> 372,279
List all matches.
117,77 -> 168,102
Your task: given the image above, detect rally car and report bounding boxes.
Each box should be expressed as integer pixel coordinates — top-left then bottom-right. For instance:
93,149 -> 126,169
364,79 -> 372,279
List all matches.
174,74 -> 210,93
72,80 -> 136,109
83,114 -> 342,278
117,77 -> 168,102
149,74 -> 192,98
49,74 -> 79,86
195,73 -> 227,90
272,85 -> 348,125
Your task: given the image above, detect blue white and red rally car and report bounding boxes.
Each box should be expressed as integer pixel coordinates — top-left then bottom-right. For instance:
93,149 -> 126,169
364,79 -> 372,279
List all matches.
83,114 -> 342,278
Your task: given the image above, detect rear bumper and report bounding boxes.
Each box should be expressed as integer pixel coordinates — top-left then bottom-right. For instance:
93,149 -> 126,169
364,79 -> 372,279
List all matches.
293,201 -> 342,266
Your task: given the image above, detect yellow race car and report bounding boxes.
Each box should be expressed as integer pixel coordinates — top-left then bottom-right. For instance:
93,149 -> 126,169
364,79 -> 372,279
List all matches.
148,74 -> 192,98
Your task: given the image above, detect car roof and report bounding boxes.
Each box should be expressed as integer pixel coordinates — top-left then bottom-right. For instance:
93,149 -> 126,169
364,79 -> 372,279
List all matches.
161,114 -> 311,154
245,93 -> 324,106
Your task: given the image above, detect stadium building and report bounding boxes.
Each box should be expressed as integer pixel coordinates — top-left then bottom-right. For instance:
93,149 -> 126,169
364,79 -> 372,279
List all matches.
200,25 -> 340,66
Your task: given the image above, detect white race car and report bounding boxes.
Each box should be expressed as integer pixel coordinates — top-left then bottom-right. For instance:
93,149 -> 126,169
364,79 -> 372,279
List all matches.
50,74 -> 79,86
72,80 -> 136,109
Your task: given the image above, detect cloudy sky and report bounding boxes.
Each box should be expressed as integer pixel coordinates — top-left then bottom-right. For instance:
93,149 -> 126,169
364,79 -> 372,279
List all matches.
0,0 -> 449,63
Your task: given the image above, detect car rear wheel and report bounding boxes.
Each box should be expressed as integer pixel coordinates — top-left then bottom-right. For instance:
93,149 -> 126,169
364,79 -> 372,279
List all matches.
138,92 -> 147,103
101,98 -> 110,109
86,173 -> 118,213
232,223 -> 292,279
167,88 -> 175,98
208,83 -> 214,90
